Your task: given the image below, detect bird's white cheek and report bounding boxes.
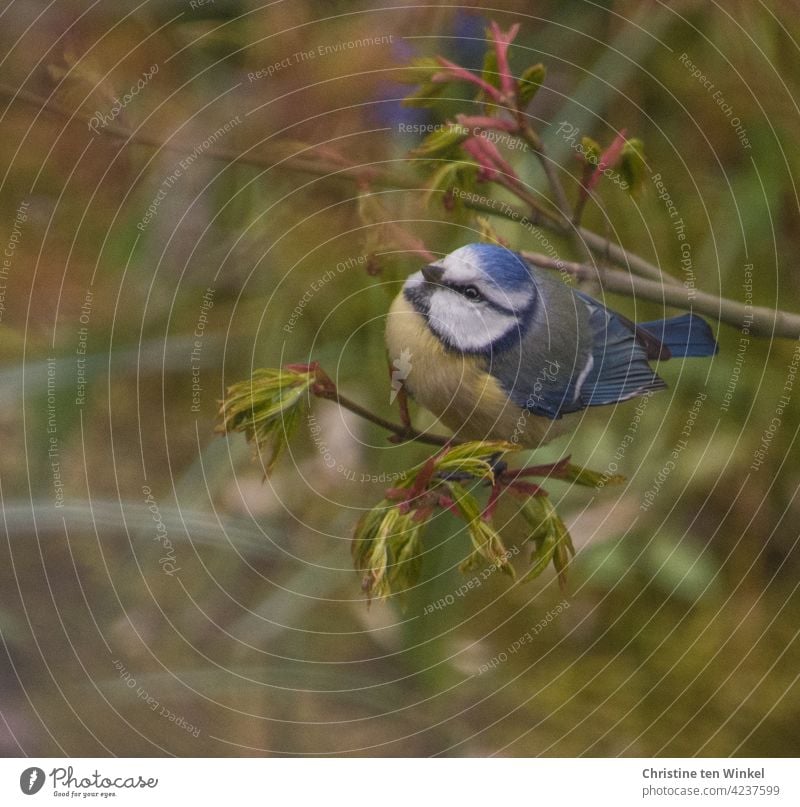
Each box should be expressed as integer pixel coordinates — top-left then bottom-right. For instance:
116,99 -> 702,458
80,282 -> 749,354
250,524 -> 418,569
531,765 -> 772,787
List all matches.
427,291 -> 517,351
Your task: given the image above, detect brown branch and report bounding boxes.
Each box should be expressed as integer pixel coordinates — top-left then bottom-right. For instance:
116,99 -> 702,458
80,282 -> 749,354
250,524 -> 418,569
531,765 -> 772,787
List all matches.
0,81 -> 704,285
0,80 -> 398,184
3,81 -> 794,338
518,123 -> 574,223
314,388 -> 454,447
516,121 -> 677,285
517,122 -> 595,266
577,225 -> 681,285
523,250 -> 800,339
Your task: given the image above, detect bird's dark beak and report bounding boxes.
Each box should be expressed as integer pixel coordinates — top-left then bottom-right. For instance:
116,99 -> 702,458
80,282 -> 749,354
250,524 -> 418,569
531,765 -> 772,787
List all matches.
421,263 -> 444,285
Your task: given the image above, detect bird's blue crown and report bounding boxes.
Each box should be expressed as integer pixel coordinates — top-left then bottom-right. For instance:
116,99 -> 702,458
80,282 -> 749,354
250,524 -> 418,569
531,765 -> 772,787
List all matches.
449,244 -> 533,292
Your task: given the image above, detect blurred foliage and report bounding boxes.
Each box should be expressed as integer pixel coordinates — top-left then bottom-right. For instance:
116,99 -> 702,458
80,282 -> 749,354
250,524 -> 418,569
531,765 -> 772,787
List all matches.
0,0 -> 799,758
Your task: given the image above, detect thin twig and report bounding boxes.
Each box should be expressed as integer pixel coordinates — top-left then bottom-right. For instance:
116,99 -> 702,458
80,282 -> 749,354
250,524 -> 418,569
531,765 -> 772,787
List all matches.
494,176 -> 561,226
516,122 -> 596,266
0,80 -> 395,183
2,81 -> 792,336
577,225 -> 681,285
518,124 -> 572,220
523,250 -> 800,339
313,388 -> 454,447
0,80 -> 708,288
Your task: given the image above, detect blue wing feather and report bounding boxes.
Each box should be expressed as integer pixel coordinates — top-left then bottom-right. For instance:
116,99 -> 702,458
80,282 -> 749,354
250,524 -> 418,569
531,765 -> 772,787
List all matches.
486,285 -> 678,421
573,291 -> 667,406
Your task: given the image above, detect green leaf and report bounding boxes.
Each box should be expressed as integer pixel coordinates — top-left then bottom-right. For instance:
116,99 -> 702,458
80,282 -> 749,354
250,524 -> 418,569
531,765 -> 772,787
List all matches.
351,442 -> 605,598
449,482 -> 514,576
580,136 -> 602,165
523,529 -> 557,582
517,63 -> 547,106
481,48 -> 501,90
434,440 -> 515,482
353,500 -> 429,601
218,367 -> 314,474
423,161 -> 479,212
352,500 -> 390,575
519,495 -> 575,587
563,462 -> 625,488
411,123 -> 470,158
395,57 -> 442,85
475,216 -> 507,246
402,81 -> 449,108
620,137 -> 648,196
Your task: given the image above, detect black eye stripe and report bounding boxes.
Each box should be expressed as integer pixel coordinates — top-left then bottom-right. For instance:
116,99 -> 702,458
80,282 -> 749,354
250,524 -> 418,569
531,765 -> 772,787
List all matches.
446,283 -> 521,314
449,283 -> 482,299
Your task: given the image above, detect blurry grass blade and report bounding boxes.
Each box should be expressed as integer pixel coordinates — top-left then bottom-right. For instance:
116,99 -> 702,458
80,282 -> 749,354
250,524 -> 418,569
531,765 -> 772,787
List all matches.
218,367 -> 314,473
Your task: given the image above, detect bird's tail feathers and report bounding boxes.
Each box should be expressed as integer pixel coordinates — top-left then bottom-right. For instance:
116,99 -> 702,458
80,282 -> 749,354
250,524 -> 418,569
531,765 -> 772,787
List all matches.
639,314 -> 718,358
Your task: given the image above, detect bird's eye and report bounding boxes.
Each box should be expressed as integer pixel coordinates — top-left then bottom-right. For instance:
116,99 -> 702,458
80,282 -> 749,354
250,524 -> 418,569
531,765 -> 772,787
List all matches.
462,285 -> 482,301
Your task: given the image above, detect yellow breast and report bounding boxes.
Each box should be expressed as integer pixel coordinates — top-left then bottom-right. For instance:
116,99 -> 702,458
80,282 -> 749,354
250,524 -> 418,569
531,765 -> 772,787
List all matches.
385,293 -> 572,447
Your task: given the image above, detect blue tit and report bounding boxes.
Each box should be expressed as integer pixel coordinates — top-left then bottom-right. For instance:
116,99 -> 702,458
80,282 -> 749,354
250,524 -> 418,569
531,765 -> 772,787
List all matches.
385,243 -> 718,447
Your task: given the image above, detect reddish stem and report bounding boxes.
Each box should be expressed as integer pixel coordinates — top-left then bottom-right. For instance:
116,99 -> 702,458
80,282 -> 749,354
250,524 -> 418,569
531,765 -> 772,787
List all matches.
488,21 -> 521,100
433,57 -> 505,103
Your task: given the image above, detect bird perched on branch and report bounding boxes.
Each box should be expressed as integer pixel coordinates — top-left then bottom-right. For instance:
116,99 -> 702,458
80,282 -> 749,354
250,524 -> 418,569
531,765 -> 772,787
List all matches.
386,243 -> 717,447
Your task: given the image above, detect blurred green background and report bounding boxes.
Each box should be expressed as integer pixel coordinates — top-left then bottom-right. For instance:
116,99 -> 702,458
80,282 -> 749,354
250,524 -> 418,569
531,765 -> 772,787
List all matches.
1,0 -> 798,756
